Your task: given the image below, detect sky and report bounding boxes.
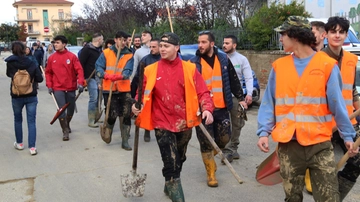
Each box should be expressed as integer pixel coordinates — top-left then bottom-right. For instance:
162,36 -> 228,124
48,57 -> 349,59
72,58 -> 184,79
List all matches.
0,0 -> 92,24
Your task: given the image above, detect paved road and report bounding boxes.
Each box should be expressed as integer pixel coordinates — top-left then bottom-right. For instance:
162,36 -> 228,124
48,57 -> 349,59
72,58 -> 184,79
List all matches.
0,51 -> 359,202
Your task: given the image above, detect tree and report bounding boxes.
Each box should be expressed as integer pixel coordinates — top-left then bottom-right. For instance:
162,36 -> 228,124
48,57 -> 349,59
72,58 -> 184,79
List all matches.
349,7 -> 357,23
0,23 -> 20,45
17,23 -> 28,41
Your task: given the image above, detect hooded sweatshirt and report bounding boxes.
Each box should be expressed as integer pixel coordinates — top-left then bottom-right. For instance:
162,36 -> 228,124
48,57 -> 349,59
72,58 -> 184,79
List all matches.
6,55 -> 43,98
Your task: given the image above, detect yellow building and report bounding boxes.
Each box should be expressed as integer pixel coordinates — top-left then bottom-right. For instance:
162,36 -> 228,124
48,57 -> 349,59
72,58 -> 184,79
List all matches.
13,0 -> 73,41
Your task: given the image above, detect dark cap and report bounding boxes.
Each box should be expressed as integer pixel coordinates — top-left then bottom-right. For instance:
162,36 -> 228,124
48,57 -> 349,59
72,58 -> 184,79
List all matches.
160,32 -> 180,45
32,42 -> 38,46
115,31 -> 130,39
274,16 -> 311,32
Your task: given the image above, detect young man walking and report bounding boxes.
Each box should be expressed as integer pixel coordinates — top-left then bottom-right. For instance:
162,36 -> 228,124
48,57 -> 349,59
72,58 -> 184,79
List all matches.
257,16 -> 358,201
190,31 -> 246,187
95,31 -> 133,151
79,33 -> 104,128
132,32 -> 214,202
222,34 -> 253,162
45,35 -> 84,141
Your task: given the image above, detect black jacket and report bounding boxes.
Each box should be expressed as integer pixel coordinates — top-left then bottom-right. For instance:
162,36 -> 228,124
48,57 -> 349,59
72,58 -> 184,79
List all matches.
33,48 -> 43,67
6,55 -> 43,98
189,47 -> 243,110
79,43 -> 102,79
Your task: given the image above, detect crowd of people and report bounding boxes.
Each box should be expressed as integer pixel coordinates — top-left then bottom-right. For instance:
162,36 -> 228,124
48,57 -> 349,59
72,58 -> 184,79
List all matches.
5,15 -> 360,202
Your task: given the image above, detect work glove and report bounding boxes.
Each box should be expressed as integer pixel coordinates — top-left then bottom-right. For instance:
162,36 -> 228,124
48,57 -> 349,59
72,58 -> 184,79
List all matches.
78,85 -> 84,93
48,88 -> 53,95
104,74 -> 123,82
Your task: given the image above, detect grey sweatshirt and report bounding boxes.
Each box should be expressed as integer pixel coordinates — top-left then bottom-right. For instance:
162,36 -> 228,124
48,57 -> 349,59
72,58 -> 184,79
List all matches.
227,51 -> 253,96
131,44 -> 150,80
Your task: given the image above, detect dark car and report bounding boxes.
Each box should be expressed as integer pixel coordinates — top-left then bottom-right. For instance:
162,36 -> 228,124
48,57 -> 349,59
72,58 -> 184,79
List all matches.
179,44 -> 261,102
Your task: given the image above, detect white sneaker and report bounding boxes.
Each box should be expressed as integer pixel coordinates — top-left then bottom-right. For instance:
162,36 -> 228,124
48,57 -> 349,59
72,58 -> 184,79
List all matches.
29,147 -> 37,155
14,142 -> 24,150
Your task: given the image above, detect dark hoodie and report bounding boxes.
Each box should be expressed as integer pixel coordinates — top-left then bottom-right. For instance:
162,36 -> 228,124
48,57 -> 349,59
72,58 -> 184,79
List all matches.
6,55 -> 43,98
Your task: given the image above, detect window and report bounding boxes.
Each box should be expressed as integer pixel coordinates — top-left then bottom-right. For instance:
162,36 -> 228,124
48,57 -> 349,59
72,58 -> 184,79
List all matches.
28,24 -> 33,33
27,9 -> 32,20
58,9 -> 64,20
43,10 -> 49,27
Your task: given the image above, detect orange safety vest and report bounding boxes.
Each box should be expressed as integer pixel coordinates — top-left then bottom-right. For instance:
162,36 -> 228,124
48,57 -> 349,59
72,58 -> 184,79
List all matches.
272,52 -> 337,146
339,50 -> 357,124
102,48 -> 132,92
200,57 -> 226,108
136,61 -> 201,130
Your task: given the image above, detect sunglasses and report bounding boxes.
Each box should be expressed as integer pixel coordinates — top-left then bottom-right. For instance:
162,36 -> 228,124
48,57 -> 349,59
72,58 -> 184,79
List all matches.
199,30 -> 211,35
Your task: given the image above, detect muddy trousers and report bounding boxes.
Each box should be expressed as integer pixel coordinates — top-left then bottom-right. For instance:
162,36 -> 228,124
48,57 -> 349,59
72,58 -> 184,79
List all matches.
278,141 -> 339,202
103,92 -> 132,126
196,108 -> 231,153
155,129 -> 192,181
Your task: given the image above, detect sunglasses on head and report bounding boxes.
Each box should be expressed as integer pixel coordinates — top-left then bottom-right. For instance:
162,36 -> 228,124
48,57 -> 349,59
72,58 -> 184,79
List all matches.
199,30 -> 211,35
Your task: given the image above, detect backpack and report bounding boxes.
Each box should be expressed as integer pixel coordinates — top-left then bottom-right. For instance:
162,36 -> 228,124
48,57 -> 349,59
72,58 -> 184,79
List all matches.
11,69 -> 33,96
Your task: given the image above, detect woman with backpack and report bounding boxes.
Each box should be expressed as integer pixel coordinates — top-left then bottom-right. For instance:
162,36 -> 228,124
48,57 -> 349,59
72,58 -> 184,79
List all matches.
6,41 -> 43,155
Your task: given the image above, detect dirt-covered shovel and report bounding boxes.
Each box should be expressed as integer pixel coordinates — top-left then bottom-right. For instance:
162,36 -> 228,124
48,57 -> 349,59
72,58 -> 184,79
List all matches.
120,62 -> 147,197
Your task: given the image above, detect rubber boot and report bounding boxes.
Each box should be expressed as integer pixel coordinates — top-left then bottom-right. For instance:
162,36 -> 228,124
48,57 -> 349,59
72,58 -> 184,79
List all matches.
88,110 -> 99,128
338,172 -> 356,201
66,115 -> 73,133
165,178 -> 185,202
201,152 -> 218,187
305,169 -> 312,194
120,123 -> 132,151
101,123 -> 114,144
59,118 -> 70,141
144,130 -> 151,142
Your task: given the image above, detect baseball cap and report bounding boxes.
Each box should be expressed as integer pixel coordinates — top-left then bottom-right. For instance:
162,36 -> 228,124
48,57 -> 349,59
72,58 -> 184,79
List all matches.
160,32 -> 180,45
32,42 -> 38,46
274,16 -> 311,32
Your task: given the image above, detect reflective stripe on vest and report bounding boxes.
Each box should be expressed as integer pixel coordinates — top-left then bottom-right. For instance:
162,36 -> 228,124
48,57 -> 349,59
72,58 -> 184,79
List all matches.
102,48 -> 133,92
136,61 -> 201,130
272,52 -> 336,146
340,51 -> 357,124
200,57 -> 226,108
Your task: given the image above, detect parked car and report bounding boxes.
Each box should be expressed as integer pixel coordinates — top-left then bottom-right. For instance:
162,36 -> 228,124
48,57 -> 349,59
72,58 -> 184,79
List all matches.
179,44 -> 261,102
67,46 -> 83,57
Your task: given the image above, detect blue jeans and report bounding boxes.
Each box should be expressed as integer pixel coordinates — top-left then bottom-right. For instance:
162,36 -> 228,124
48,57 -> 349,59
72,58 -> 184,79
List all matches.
87,78 -> 98,112
12,96 -> 38,148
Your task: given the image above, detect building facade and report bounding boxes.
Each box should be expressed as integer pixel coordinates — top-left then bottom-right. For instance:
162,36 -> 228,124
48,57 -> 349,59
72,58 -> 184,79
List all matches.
13,0 -> 73,41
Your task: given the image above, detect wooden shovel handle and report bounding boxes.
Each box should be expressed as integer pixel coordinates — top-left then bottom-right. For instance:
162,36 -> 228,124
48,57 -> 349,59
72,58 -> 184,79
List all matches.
199,123 -> 244,184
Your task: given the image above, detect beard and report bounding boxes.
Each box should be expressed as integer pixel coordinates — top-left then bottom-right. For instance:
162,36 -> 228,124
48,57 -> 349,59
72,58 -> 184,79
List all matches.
199,45 -> 212,56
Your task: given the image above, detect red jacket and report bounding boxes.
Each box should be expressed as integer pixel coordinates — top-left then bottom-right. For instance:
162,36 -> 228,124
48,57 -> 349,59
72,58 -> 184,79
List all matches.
45,49 -> 84,91
136,57 -> 214,132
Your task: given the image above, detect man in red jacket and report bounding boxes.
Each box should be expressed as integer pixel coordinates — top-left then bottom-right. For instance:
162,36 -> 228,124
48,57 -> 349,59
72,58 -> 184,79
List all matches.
45,35 -> 84,141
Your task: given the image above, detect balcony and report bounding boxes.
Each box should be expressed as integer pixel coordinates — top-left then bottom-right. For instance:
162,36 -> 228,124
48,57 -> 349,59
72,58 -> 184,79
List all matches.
27,31 -> 41,35
52,18 -> 72,22
16,18 -> 40,22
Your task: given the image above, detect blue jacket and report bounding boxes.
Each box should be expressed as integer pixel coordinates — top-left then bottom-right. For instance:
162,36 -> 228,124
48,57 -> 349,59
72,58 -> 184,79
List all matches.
190,47 -> 243,110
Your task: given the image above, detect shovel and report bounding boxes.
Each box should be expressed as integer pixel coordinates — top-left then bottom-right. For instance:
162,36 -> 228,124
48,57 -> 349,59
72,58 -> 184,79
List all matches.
95,79 -> 104,123
100,45 -> 122,141
198,123 -> 244,184
256,108 -> 360,185
50,93 -> 70,125
40,66 -> 70,125
120,62 -> 147,197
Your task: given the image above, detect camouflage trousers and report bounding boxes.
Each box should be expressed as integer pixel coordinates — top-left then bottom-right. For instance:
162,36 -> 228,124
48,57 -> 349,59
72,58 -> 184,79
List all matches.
278,141 -> 339,202
103,92 -> 132,126
155,129 -> 192,181
196,108 -> 231,153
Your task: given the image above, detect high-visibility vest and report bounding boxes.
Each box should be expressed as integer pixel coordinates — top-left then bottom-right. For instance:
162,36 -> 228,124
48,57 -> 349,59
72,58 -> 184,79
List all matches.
102,48 -> 132,92
200,57 -> 226,108
340,50 -> 357,124
136,60 -> 201,130
271,52 -> 337,146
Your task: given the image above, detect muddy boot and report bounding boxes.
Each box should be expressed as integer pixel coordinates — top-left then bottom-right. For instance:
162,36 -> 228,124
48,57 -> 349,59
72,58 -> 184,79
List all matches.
165,178 -> 185,202
338,172 -> 356,201
66,115 -> 73,133
121,124 -> 132,151
201,152 -> 218,187
88,110 -> 99,128
59,118 -> 70,141
101,123 -> 114,144
164,183 -> 170,198
144,130 -> 151,142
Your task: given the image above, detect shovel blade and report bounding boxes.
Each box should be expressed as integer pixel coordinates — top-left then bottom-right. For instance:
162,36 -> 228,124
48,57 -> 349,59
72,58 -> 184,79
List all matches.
94,109 -> 104,123
120,173 -> 147,197
256,150 -> 282,186
50,102 -> 70,125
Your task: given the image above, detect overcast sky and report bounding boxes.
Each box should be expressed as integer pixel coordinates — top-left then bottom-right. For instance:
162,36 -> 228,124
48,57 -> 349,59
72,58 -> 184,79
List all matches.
0,0 -> 91,25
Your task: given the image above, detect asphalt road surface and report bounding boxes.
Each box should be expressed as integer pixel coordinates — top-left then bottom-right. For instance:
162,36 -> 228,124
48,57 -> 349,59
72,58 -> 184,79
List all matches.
0,51 -> 359,202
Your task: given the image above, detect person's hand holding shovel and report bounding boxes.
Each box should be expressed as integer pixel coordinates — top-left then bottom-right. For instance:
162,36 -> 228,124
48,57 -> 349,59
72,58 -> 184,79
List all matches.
132,103 -> 143,116
104,74 -> 123,82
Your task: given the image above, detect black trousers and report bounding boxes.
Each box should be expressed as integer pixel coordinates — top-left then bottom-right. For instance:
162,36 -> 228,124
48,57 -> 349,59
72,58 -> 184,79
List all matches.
103,92 -> 132,126
155,129 -> 192,181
